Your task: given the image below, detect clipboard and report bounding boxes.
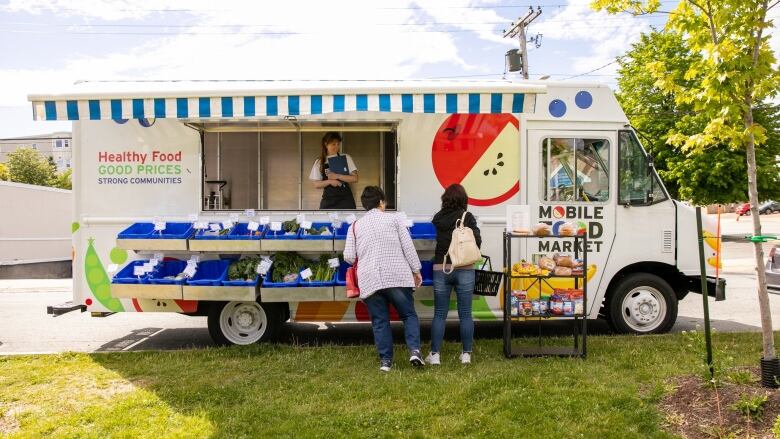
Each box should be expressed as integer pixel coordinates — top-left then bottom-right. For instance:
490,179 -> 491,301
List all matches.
327,155 -> 350,176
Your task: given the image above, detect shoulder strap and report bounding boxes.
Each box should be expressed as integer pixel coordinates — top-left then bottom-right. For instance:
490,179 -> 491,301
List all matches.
456,210 -> 468,229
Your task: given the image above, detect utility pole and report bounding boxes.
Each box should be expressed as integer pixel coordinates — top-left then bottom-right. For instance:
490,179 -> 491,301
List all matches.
503,6 -> 542,79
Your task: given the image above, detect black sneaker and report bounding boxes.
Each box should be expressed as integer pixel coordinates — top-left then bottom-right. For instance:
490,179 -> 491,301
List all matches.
409,351 -> 425,367
379,360 -> 392,372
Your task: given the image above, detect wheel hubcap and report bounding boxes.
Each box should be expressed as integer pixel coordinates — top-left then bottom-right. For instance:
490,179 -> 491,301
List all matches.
621,287 -> 666,332
219,301 -> 267,345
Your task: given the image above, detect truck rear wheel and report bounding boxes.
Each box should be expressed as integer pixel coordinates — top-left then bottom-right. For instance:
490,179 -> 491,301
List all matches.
608,273 -> 677,334
208,301 -> 284,346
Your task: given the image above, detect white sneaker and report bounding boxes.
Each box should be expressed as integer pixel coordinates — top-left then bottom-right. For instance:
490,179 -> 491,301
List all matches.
425,352 -> 441,365
460,352 -> 472,364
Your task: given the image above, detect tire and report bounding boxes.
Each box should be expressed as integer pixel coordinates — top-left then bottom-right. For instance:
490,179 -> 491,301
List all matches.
607,273 -> 678,334
767,209 -> 773,215
207,301 -> 285,346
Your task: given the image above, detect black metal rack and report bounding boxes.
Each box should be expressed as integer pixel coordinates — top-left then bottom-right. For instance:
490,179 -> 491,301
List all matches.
502,232 -> 588,358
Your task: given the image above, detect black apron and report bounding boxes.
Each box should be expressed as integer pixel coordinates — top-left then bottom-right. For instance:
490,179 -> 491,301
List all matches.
320,153 -> 356,209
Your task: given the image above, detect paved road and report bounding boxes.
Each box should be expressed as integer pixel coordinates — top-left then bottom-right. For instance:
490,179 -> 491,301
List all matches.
1,213 -> 779,354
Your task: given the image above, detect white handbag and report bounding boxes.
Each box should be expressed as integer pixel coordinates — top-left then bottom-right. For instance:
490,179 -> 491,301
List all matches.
443,211 -> 482,274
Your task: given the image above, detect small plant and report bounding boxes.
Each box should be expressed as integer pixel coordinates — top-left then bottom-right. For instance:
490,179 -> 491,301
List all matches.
731,394 -> 768,421
772,414 -> 779,437
725,369 -> 757,386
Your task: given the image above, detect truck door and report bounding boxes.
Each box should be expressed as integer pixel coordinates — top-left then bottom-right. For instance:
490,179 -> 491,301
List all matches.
526,130 -> 616,316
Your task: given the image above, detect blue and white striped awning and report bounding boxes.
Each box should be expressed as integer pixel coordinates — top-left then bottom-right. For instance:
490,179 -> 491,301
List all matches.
32,92 -> 530,121
29,80 -> 544,121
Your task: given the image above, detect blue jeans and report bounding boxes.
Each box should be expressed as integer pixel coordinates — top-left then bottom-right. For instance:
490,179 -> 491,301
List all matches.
431,269 -> 475,353
363,287 -> 421,361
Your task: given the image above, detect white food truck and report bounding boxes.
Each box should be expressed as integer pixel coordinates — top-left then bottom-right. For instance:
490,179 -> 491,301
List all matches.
30,80 -> 722,345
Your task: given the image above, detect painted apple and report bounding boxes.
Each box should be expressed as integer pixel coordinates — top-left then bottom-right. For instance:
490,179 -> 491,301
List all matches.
432,114 -> 520,206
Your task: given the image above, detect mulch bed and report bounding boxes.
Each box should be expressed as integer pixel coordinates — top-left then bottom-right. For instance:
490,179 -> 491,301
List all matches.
660,368 -> 779,438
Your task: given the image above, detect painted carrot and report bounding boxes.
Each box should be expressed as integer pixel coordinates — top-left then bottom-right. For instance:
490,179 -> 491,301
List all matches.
85,238 -> 124,312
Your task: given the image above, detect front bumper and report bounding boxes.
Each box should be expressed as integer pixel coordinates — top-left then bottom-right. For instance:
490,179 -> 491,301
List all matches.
685,275 -> 726,301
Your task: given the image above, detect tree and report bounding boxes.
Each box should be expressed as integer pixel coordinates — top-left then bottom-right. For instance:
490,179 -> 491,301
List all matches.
593,0 -> 778,369
0,163 -> 8,181
6,147 -> 57,187
51,168 -> 72,190
616,30 -> 780,204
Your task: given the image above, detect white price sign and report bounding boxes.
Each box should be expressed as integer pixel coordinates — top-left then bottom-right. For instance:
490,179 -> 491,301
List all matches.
257,259 -> 272,275
328,258 -> 340,268
189,255 -> 200,263
194,221 -> 208,230
149,258 -> 159,266
300,220 -> 313,230
142,265 -> 154,274
300,268 -> 313,280
107,264 -> 119,274
244,209 -> 256,218
345,214 -> 357,224
183,265 -> 197,278
153,221 -> 166,231
247,221 -> 260,232
328,212 -> 339,222
133,266 -> 145,276
259,216 -> 270,225
222,220 -> 234,230
210,223 -> 221,232
270,221 -> 282,232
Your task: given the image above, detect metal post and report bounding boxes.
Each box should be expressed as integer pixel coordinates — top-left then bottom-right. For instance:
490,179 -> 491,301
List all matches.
519,25 -> 529,80
696,207 -> 715,380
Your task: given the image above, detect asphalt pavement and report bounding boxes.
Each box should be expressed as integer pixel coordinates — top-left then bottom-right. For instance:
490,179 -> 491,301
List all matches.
1,212 -> 778,354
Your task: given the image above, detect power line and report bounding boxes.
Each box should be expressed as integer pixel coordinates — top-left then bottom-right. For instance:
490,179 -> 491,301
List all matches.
561,61 -> 617,80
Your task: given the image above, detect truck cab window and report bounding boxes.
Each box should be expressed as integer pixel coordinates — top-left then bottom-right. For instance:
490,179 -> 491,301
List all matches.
542,137 -> 610,202
618,130 -> 668,205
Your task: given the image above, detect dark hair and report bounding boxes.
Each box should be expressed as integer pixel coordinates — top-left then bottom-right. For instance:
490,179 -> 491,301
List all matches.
441,184 -> 468,210
361,186 -> 386,211
319,132 -> 343,174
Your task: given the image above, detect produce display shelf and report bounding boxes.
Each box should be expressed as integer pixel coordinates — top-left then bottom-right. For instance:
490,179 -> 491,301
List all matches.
188,239 -> 262,252
261,240 -> 334,252
183,285 -> 257,301
110,283 -> 183,300
116,238 -> 189,251
260,286 -> 335,302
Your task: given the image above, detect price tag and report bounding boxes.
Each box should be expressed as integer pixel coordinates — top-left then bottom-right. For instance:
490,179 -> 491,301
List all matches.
153,221 -> 166,231
107,264 -> 118,274
247,221 -> 260,232
188,214 -> 199,222
328,212 -> 339,222
300,267 -> 313,280
149,258 -> 159,266
345,214 -> 357,224
259,216 -> 270,225
194,221 -> 208,230
257,259 -> 272,275
222,220 -> 234,230
153,252 -> 164,261
301,220 -> 313,230
328,258 -> 340,268
270,221 -> 282,232
142,265 -> 155,274
296,214 -> 306,224
189,255 -> 200,263
133,266 -> 145,276
209,223 -> 221,232
229,213 -> 240,221
183,265 -> 197,278
244,209 -> 256,218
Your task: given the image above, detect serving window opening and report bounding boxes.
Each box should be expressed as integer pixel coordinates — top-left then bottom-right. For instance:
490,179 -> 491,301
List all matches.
200,122 -> 397,211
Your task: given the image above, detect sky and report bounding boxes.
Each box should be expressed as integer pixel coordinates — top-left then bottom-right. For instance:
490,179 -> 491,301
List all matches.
0,0 -> 777,138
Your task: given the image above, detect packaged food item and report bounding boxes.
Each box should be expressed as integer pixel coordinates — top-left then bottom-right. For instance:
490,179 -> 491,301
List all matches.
573,299 -> 584,316
554,266 -> 572,276
531,222 -> 551,237
531,300 -> 540,315
510,296 -> 521,317
520,301 -> 534,316
539,256 -> 556,271
538,300 -> 549,314
512,228 -> 531,236
550,300 -> 564,316
511,290 -> 527,300
554,254 -> 575,268
563,301 -> 574,316
558,222 -> 576,236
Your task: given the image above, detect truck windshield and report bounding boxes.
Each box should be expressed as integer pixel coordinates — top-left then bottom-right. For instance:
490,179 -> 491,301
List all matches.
618,130 -> 668,205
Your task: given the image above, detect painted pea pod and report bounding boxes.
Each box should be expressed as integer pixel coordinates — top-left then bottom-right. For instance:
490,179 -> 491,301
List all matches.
84,238 -> 124,312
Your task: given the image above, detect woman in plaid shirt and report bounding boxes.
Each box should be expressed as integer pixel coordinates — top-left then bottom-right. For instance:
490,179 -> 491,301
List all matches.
344,186 -> 425,372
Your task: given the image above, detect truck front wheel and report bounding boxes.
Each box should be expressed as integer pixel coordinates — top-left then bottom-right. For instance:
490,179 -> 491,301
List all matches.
608,273 -> 678,334
208,301 -> 285,346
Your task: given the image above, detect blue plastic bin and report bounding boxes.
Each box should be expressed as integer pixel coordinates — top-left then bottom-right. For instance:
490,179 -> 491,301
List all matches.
228,223 -> 265,240
421,260 -> 434,286
117,223 -> 155,239
192,223 -> 232,240
334,222 -> 351,240
299,265 -> 337,286
186,260 -> 231,286
112,260 -> 153,284
148,222 -> 194,240
263,227 -> 300,240
222,259 -> 261,286
335,261 -> 350,286
261,267 -> 300,287
409,222 -> 436,239
298,222 -> 334,240
147,260 -> 189,285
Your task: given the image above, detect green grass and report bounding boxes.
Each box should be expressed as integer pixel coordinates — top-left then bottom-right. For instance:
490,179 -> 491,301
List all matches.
0,332 -> 777,438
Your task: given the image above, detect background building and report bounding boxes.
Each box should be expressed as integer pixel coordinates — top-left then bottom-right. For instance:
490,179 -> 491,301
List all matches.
0,131 -> 72,171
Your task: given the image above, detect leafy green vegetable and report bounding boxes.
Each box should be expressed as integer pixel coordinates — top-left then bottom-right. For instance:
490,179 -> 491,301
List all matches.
307,254 -> 337,282
304,226 -> 331,236
270,252 -> 308,283
282,220 -> 299,234
228,257 -> 262,282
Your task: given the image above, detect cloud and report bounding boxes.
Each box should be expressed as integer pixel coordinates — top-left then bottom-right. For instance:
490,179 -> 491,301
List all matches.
0,0 -> 518,105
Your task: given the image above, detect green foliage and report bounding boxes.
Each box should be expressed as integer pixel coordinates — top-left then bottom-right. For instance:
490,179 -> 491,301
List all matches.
51,167 -> 72,190
617,30 -> 780,204
227,257 -> 261,282
773,414 -> 780,437
0,162 -> 8,180
731,393 -> 768,421
308,254 -> 336,282
6,147 -> 56,187
270,252 -> 307,283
